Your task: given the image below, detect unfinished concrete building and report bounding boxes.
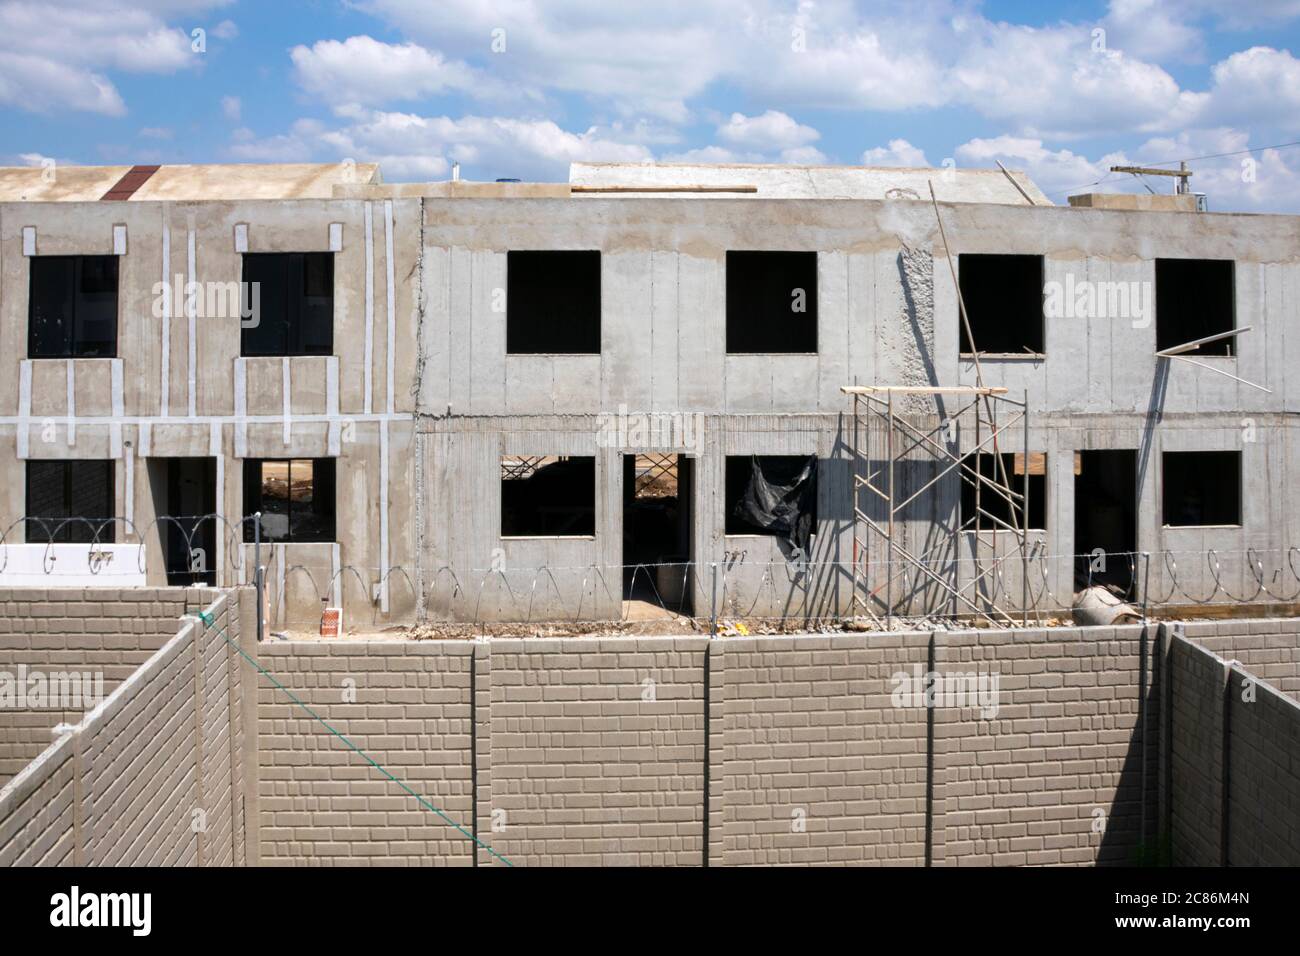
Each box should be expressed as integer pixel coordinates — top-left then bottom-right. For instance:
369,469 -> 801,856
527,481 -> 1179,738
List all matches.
0,160 -> 1296,629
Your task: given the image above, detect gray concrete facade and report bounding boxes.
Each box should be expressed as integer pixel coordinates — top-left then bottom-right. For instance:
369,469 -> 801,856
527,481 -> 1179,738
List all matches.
1,170 -> 1297,625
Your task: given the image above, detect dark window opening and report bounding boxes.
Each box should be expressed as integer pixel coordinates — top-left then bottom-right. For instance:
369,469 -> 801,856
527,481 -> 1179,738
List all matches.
726,251 -> 817,353
25,460 -> 115,543
240,253 -> 334,356
1155,258 -> 1235,355
959,452 -> 1046,531
242,458 -> 336,542
725,455 -> 818,555
506,251 -> 601,354
501,456 -> 596,536
1162,451 -> 1240,526
957,254 -> 1043,355
28,255 -> 119,358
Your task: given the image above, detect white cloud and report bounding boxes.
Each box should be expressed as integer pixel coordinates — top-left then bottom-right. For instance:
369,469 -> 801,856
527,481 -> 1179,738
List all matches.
231,109 -> 653,182
1194,47 -> 1300,130
862,139 -> 931,167
212,19 -> 237,39
955,136 -> 1116,200
0,0 -> 227,115
717,111 -> 819,151
221,95 -> 240,121
290,36 -> 511,110
953,129 -> 1300,213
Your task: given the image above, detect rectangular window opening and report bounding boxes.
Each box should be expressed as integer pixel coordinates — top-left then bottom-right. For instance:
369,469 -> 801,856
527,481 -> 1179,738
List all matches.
506,251 -> 601,354
25,460 -> 115,543
1155,258 -> 1235,355
1162,450 -> 1241,527
240,252 -> 334,357
959,452 -> 1046,531
501,456 -> 596,536
28,255 -> 119,358
957,253 -> 1044,356
242,458 -> 336,542
724,455 -> 818,546
726,251 -> 818,353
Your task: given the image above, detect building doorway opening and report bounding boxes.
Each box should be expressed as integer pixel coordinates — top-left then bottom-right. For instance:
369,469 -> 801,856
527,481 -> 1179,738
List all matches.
622,454 -> 693,614
1074,450 -> 1137,597
150,457 -> 217,586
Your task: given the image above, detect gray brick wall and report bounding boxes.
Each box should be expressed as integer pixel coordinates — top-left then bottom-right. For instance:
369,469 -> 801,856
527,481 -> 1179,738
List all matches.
256,641 -> 475,866
937,625 -> 1157,866
0,591 -> 244,867
0,588 -> 211,781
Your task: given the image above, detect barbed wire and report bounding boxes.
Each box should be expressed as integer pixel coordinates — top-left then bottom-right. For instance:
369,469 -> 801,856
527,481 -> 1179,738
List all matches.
3,517 -> 1297,626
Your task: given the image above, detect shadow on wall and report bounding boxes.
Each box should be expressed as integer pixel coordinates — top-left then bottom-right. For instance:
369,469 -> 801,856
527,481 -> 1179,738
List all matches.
1097,625 -> 1165,865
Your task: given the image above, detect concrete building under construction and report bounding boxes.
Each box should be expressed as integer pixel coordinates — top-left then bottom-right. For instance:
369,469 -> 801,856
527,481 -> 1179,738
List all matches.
0,159 -> 1296,629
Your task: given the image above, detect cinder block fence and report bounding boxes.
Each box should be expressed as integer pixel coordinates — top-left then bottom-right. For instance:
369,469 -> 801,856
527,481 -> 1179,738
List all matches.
2,589 -> 1299,866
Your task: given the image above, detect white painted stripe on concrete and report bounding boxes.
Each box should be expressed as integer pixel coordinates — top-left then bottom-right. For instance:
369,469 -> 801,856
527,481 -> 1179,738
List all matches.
233,358 -> 247,458
112,224 -> 127,256
331,541 -> 341,607
138,421 -> 151,457
212,422 -> 225,586
329,222 -> 342,252
187,228 -> 197,418
384,200 -> 396,413
161,220 -> 171,417
234,223 -> 248,253
380,419 -> 390,613
110,359 -> 124,458
364,201 -> 374,415
327,356 -> 341,456
275,544 -> 286,628
282,357 -> 291,445
65,360 -> 75,447
123,441 -> 134,527
21,226 -> 35,256
17,361 -> 31,458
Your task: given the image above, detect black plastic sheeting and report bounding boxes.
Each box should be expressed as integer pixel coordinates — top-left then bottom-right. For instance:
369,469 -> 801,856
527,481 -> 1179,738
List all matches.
731,455 -> 817,559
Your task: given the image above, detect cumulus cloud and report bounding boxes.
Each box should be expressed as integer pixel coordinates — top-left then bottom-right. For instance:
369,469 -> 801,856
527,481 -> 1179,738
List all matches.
951,129 -> 1300,213
717,111 -> 819,151
862,139 -> 931,167
0,0 -> 225,115
221,95 -> 240,121
231,109 -> 653,182
290,36 -> 513,110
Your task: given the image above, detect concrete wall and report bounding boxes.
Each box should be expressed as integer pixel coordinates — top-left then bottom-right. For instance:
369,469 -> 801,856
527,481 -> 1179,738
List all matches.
1165,629 -> 1300,866
0,197 -> 420,627
256,641 -> 474,866
250,625 -> 1170,866
0,587 -> 211,781
4,595 -> 1298,867
2,195 -> 1296,624
0,590 -> 245,866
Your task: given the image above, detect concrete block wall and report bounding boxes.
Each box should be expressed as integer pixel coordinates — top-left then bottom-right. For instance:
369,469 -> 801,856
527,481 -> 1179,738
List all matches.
255,641 -> 475,865
0,587 -> 213,781
1226,672 -> 1300,864
0,590 -> 245,866
251,626 -> 1171,867
481,638 -> 707,866
937,626 -> 1157,866
1164,624 -> 1300,867
714,634 -> 931,865
1173,618 -> 1300,698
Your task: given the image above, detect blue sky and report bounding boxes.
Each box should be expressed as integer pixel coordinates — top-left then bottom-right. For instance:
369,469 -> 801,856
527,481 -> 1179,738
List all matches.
3,0 -> 1299,210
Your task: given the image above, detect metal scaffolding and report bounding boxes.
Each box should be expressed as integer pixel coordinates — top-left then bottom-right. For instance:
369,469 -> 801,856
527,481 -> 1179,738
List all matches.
844,384 -> 1032,628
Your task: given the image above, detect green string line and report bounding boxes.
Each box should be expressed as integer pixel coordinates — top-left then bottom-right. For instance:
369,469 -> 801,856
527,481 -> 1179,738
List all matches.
197,609 -> 514,867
